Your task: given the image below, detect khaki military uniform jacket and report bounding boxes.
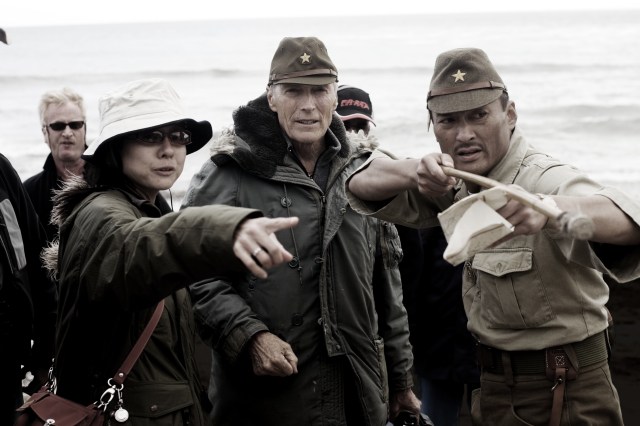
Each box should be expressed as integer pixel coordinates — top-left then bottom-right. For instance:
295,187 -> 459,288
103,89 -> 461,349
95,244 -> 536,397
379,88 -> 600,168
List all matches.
347,128 -> 640,350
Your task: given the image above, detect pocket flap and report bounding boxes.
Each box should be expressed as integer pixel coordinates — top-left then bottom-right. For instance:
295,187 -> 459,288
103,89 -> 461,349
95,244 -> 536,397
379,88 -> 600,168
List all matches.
472,249 -> 533,276
123,381 -> 194,418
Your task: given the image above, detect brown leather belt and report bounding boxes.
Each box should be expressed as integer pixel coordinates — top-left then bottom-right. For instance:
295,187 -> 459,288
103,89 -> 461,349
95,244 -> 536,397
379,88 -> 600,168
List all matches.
477,331 -> 609,375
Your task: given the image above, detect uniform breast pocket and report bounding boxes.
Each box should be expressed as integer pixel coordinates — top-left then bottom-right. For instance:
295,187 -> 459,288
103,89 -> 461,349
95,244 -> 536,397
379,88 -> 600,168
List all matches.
472,248 -> 555,329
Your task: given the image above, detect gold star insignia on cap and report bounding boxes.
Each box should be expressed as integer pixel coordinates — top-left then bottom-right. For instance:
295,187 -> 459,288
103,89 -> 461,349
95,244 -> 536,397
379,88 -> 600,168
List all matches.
452,69 -> 466,82
299,52 -> 311,64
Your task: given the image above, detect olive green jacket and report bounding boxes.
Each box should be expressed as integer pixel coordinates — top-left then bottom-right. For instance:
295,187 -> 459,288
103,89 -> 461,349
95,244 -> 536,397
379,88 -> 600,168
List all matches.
46,180 -> 259,425
183,93 -> 414,426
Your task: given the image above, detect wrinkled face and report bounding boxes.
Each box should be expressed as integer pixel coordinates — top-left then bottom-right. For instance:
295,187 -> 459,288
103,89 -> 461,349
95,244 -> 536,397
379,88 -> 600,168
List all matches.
267,83 -> 338,147
42,102 -> 86,163
432,98 -> 517,176
121,124 -> 188,201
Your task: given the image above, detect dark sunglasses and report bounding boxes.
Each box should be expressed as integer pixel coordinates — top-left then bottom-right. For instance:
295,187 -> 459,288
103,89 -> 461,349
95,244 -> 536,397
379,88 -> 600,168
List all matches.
47,121 -> 85,131
344,119 -> 370,134
135,129 -> 192,146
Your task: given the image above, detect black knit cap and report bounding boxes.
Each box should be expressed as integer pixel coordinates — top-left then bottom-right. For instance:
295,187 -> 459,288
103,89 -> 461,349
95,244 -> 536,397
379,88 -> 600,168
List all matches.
427,48 -> 507,114
268,37 -> 338,86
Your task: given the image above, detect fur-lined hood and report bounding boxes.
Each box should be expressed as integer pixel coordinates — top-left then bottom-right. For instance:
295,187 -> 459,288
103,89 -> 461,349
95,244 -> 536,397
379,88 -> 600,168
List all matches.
49,176 -> 101,231
41,176 -> 102,279
42,176 -> 167,279
209,92 -> 378,178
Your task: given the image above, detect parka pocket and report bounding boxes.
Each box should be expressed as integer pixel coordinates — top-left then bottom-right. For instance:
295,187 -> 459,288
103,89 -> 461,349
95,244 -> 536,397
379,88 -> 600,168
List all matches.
374,337 -> 389,404
472,248 -> 555,329
122,381 -> 194,418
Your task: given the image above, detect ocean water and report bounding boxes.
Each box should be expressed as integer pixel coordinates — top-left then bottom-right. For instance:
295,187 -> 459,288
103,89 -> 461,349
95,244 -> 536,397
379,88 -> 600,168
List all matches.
1,10 -> 639,206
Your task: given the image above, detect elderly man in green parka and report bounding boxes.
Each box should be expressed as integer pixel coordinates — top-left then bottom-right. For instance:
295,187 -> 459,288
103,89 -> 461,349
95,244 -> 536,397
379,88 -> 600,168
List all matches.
182,37 -> 420,425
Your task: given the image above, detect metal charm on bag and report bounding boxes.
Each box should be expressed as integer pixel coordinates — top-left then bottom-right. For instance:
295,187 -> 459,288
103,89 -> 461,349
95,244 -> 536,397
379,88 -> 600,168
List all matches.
112,382 -> 129,423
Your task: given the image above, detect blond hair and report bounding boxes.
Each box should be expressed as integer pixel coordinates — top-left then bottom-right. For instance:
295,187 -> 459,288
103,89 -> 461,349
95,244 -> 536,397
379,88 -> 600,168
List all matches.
39,87 -> 85,125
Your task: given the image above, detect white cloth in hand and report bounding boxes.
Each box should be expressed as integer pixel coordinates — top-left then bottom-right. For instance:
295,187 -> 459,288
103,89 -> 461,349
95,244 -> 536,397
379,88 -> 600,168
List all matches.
438,187 -> 514,266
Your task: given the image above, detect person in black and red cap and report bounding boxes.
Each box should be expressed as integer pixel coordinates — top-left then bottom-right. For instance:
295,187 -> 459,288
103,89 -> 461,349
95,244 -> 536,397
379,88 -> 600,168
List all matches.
338,83 -> 476,426
336,85 -> 376,136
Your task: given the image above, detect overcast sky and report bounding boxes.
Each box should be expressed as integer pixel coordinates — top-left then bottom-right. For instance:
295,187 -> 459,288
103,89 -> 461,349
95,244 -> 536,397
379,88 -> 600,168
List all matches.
3,0 -> 639,27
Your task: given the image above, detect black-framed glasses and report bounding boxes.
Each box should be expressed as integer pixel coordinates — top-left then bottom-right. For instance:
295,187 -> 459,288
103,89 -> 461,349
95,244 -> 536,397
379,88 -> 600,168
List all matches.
47,121 -> 85,131
135,129 -> 192,146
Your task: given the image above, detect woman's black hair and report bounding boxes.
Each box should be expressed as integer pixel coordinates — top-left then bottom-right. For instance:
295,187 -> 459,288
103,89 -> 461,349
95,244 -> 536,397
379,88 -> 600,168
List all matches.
84,137 -> 127,188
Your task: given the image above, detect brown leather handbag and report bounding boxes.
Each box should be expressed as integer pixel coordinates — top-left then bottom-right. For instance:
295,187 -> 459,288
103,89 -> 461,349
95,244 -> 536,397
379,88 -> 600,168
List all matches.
14,301 -> 164,426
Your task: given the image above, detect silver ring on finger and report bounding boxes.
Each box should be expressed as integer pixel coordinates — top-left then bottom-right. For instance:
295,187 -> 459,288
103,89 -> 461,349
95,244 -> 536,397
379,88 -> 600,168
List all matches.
252,247 -> 263,257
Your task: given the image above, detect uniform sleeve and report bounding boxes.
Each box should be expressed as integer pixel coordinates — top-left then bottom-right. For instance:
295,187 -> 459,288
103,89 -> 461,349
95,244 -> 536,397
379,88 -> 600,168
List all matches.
346,149 -> 446,228
535,164 -> 640,282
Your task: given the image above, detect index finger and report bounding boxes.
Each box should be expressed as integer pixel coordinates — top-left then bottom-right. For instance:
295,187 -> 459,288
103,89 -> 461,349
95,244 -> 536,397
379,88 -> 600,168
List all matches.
263,216 -> 299,233
428,153 -> 456,182
417,154 -> 456,190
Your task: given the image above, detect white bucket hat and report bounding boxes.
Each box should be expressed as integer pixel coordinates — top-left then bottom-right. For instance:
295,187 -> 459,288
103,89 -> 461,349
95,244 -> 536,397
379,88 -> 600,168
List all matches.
84,78 -> 212,159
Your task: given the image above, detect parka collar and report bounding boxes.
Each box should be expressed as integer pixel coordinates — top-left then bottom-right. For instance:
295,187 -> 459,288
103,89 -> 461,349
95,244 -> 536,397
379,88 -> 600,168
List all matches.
209,92 -> 375,179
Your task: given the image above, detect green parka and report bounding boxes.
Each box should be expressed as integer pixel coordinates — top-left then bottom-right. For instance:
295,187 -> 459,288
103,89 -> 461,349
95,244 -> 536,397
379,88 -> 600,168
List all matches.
182,93 -> 414,426
46,179 -> 259,425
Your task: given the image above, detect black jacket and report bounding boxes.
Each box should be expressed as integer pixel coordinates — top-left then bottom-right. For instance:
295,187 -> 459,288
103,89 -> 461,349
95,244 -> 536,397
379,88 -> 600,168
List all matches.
406,227 -> 479,384
23,154 -> 60,243
0,153 -> 57,370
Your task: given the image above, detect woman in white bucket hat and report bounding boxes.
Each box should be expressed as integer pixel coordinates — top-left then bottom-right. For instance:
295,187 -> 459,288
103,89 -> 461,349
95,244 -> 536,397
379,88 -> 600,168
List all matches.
41,78 -> 298,425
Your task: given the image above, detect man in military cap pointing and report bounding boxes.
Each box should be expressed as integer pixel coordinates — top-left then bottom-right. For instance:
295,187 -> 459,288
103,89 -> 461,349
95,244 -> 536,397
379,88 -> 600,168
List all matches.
183,37 -> 420,425
346,47 -> 640,425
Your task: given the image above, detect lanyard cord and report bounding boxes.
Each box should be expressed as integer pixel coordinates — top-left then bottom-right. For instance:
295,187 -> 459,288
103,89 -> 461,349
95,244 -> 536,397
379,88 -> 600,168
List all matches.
282,183 -> 303,286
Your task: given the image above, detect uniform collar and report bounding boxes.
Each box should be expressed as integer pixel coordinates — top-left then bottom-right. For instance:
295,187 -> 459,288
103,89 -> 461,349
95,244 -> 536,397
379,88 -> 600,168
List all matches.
486,127 -> 527,185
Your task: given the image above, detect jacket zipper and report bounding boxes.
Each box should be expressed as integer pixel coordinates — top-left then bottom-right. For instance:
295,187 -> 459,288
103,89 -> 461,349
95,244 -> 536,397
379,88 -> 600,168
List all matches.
0,217 -> 16,275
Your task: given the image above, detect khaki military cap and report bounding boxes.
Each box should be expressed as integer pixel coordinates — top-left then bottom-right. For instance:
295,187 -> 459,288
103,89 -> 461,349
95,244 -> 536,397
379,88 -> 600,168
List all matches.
427,48 -> 507,114
268,37 -> 338,85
